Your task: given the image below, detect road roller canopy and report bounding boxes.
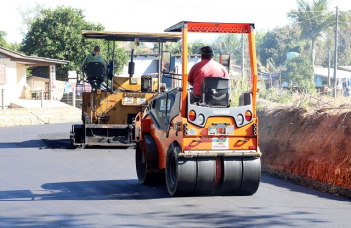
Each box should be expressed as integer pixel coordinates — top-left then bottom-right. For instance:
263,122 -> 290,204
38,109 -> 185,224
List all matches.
164,21 -> 255,34
163,21 -> 259,118
81,31 -> 182,42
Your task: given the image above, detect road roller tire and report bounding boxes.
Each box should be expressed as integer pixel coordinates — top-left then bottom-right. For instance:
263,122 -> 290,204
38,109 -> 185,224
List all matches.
221,157 -> 243,195
166,142 -> 197,196
70,138 -> 77,149
195,158 -> 216,195
135,142 -> 163,185
240,157 -> 261,195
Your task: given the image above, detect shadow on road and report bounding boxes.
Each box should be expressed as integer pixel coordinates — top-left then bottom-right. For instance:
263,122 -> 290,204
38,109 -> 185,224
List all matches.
0,139 -> 71,149
110,210 -> 327,227
0,213 -> 93,228
0,139 -> 132,150
0,178 -> 337,227
0,179 -> 169,201
0,132 -> 72,149
0,210 -> 327,228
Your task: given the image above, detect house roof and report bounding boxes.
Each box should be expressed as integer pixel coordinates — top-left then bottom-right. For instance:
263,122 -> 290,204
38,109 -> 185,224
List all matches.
0,46 -> 69,66
230,64 -> 278,80
314,67 -> 351,79
338,66 -> 351,72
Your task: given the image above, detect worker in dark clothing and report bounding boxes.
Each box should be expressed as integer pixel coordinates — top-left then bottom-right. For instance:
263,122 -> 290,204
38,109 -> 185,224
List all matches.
81,46 -> 107,70
81,46 -> 107,90
188,46 -> 229,103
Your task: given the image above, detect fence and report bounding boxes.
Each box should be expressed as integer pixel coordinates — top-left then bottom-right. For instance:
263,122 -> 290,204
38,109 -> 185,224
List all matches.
0,87 -> 82,109
19,88 -> 45,100
60,88 -> 82,110
59,83 -> 92,109
1,88 -> 4,110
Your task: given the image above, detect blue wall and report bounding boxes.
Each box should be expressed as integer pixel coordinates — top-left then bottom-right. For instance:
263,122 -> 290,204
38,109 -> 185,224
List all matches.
315,75 -> 323,87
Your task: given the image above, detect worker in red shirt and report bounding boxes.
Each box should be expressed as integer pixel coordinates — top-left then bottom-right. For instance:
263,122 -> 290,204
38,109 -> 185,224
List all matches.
188,46 -> 229,103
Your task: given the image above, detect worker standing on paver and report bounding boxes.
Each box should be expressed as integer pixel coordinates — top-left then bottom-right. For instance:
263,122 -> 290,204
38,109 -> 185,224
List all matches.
81,46 -> 107,70
188,46 -> 229,103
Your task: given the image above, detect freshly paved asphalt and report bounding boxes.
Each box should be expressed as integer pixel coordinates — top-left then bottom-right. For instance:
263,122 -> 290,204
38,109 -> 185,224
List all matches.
0,123 -> 350,227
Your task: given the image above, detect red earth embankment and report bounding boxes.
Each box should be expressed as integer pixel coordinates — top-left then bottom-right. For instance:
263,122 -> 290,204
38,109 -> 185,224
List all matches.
258,104 -> 351,190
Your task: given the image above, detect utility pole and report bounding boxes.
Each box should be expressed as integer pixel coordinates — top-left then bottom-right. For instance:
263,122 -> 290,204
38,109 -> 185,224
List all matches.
328,48 -> 331,87
241,34 -> 245,83
333,6 -> 339,97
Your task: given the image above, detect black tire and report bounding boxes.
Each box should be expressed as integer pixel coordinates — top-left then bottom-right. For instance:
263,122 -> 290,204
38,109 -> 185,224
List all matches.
70,140 -> 78,149
221,157 -> 243,195
135,142 -> 162,185
240,157 -> 261,195
195,158 -> 216,195
166,142 -> 196,196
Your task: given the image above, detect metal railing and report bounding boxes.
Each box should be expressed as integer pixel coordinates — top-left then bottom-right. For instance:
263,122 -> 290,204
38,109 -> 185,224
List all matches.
60,88 -> 82,109
1,87 -> 83,109
1,88 -> 4,110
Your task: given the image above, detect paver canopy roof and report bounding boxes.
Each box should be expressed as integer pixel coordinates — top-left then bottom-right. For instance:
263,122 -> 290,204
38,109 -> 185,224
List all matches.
82,31 -> 182,42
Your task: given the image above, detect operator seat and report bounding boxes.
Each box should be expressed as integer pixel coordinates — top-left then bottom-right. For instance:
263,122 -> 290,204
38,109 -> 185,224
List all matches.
200,77 -> 230,107
86,62 -> 106,90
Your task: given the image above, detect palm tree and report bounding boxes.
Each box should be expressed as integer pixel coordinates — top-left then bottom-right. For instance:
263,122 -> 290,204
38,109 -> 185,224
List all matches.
340,10 -> 351,28
288,0 -> 335,67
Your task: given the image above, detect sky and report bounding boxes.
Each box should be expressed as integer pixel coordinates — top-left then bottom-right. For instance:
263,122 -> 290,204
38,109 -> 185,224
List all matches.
1,0 -> 351,44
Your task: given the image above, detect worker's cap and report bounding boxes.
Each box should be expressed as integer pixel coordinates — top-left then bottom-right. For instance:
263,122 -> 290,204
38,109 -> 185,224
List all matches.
200,46 -> 214,57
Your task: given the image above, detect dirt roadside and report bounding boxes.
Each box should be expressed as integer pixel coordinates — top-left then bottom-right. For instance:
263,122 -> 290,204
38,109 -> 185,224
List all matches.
0,107 -> 81,127
257,99 -> 351,198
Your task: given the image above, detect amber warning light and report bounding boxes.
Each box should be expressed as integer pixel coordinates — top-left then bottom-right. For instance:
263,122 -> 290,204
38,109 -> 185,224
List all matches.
245,111 -> 252,121
189,110 -> 196,121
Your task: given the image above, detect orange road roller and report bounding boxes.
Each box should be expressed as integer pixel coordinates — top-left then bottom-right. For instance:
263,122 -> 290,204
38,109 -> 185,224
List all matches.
135,21 -> 261,196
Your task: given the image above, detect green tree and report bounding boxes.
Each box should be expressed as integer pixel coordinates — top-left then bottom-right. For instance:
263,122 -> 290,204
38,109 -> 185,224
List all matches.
212,34 -> 241,64
6,43 -> 23,53
152,41 -> 182,55
337,11 -> 351,66
314,10 -> 351,67
17,2 -> 45,35
258,24 -> 306,70
167,41 -> 182,55
128,42 -> 153,54
255,31 -> 266,61
157,39 -> 206,56
188,39 -> 207,55
0,31 -> 22,53
288,0 -> 335,67
282,56 -> 315,91
0,31 -> 7,47
21,6 -> 127,79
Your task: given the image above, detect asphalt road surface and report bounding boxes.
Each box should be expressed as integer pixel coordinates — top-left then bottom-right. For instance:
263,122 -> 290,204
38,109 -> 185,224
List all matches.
0,123 -> 350,227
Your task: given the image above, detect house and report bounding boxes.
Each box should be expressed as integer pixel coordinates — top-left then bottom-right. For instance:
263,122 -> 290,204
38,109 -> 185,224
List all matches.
258,71 -> 280,89
231,65 -> 280,89
338,66 -> 351,72
314,67 -> 351,88
0,47 -> 69,108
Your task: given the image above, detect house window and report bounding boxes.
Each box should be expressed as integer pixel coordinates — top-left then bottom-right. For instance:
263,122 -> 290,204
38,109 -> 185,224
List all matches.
0,64 -> 5,85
